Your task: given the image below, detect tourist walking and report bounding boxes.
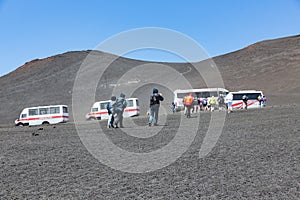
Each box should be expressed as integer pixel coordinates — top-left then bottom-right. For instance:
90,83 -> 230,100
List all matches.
148,88 -> 164,126
183,93 -> 194,118
225,93 -> 233,113
209,96 -> 217,112
242,95 -> 248,109
107,96 -> 116,128
113,93 -> 127,128
171,102 -> 176,113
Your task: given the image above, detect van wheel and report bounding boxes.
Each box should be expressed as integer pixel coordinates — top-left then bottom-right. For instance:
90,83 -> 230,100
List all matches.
16,123 -> 24,126
42,121 -> 50,125
90,117 -> 97,121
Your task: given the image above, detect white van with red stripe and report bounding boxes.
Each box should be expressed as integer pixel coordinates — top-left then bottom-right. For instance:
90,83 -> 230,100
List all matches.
230,90 -> 264,109
85,98 -> 140,120
15,105 -> 69,126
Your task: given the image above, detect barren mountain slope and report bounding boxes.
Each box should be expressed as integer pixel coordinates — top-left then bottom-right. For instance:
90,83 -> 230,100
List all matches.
0,35 -> 299,125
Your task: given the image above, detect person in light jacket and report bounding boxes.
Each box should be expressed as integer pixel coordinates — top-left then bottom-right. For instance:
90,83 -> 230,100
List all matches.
112,93 -> 127,128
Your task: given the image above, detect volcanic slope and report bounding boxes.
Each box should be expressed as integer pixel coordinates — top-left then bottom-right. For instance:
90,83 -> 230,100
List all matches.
0,35 -> 300,125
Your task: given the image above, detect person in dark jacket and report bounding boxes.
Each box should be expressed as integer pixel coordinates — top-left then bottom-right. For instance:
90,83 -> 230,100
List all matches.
112,93 -> 127,128
148,88 -> 164,126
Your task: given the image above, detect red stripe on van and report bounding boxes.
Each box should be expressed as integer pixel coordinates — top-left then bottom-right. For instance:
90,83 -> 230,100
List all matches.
125,108 -> 140,112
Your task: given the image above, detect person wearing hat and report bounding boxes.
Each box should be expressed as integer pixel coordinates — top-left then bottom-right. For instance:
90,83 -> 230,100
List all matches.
148,88 -> 164,126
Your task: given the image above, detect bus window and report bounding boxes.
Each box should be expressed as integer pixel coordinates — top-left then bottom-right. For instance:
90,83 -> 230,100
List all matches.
177,93 -> 189,98
63,106 -> 68,113
29,109 -> 38,116
39,108 -> 49,115
209,92 -> 218,97
50,107 -> 60,114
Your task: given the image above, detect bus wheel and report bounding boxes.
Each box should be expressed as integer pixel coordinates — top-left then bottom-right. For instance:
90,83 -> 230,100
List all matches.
42,121 -> 50,125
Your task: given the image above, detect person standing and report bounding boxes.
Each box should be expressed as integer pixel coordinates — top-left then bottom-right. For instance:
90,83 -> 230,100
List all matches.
217,94 -> 226,111
257,95 -> 262,108
113,93 -> 127,128
107,96 -> 116,128
242,95 -> 248,110
208,96 -> 217,112
262,95 -> 267,107
225,93 -> 233,113
193,97 -> 200,113
148,88 -> 164,126
183,93 -> 194,118
171,102 -> 176,113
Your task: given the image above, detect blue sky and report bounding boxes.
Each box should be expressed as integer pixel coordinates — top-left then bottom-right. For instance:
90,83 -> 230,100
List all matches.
0,0 -> 300,76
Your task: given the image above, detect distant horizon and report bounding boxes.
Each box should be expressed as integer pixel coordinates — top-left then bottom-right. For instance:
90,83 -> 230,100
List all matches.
1,0 -> 300,76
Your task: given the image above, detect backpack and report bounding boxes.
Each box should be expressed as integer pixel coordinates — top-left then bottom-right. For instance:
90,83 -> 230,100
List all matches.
218,96 -> 224,104
184,96 -> 193,106
150,94 -> 158,106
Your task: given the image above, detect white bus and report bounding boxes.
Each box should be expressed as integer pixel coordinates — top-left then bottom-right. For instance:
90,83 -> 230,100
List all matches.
230,90 -> 264,109
15,105 -> 69,126
173,88 -> 229,111
85,98 -> 140,120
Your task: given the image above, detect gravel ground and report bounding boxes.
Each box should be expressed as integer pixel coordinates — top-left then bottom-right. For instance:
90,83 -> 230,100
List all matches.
0,105 -> 299,199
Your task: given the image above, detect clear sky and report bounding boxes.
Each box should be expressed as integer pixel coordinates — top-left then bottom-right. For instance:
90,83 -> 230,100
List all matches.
0,0 -> 300,76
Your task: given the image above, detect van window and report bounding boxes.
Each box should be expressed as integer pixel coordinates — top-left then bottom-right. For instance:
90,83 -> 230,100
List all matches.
100,103 -> 108,110
63,106 -> 68,113
50,107 -> 60,114
92,107 -> 98,112
39,108 -> 49,115
21,114 -> 27,118
127,100 -> 134,107
233,93 -> 261,100
136,99 -> 139,106
29,109 -> 38,116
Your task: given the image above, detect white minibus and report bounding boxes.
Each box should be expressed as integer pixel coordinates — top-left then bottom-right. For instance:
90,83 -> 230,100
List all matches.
229,90 -> 264,109
15,105 -> 69,126
173,88 -> 229,111
85,98 -> 140,120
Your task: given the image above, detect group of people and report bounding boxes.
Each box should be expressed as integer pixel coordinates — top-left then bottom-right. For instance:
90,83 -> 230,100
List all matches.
181,94 -> 226,118
106,93 -> 127,128
107,88 -> 165,128
107,89 -> 267,127
181,93 -> 267,115
257,95 -> 267,107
